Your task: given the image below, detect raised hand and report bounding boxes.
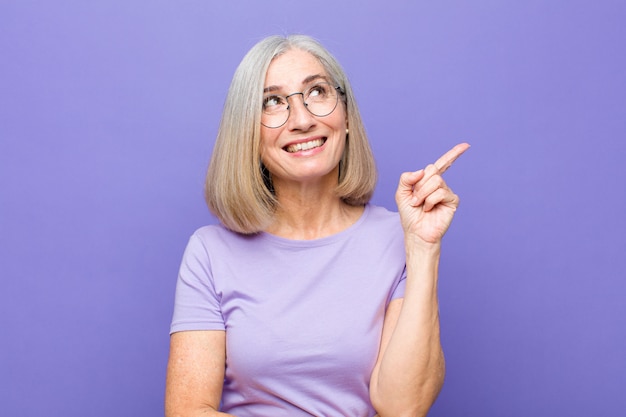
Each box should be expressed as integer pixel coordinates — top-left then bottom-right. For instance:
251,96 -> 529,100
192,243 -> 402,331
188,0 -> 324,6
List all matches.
395,143 -> 470,246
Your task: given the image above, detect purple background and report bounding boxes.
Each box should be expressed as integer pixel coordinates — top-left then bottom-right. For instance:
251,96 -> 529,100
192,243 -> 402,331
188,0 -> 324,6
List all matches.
1,1 -> 625,416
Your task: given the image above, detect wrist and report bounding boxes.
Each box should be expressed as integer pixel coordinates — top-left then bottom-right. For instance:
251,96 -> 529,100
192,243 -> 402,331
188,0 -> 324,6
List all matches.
404,236 -> 442,257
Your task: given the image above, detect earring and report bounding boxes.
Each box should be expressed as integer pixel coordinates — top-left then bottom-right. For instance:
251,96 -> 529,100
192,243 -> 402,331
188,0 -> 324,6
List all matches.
346,128 -> 349,135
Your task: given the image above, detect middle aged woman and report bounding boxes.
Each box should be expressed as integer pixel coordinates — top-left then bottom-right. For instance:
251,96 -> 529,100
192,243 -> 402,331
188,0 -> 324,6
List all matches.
166,34 -> 470,417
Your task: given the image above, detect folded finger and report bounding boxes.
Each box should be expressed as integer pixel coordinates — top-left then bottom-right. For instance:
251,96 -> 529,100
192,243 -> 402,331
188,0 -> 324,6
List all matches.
412,172 -> 446,207
423,188 -> 459,212
398,169 -> 425,190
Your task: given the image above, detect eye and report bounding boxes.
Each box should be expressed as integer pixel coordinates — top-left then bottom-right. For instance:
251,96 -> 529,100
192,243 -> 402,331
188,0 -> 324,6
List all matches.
307,83 -> 329,98
263,95 -> 286,110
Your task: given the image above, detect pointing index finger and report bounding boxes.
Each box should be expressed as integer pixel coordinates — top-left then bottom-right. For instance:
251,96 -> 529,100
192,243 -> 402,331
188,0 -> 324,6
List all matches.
434,142 -> 470,174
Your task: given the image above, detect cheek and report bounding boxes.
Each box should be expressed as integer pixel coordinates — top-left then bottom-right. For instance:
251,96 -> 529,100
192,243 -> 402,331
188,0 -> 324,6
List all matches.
336,104 -> 348,131
259,129 -> 278,154
259,128 -> 271,146
258,131 -> 281,170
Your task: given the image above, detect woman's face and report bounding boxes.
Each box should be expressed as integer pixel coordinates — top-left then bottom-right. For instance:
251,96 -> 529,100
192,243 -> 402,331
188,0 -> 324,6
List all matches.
259,48 -> 347,188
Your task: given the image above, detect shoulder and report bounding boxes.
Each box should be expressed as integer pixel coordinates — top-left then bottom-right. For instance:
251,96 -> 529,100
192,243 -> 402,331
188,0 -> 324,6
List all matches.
185,223 -> 265,259
343,204 -> 404,248
365,204 -> 400,222
191,223 -> 257,244
191,223 -> 232,241
361,204 -> 402,233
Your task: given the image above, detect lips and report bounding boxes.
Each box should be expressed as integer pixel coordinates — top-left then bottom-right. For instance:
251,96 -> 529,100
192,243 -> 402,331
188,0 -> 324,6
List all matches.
284,138 -> 326,153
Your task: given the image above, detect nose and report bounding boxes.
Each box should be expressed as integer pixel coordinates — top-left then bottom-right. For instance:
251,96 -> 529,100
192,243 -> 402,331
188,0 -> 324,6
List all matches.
285,93 -> 316,131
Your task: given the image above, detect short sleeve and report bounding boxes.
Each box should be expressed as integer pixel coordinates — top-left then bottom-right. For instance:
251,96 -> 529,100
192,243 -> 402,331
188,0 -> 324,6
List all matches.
170,233 -> 225,334
388,265 -> 407,303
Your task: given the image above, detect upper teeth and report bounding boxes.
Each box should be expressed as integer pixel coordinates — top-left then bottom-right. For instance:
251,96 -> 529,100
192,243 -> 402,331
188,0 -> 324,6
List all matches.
286,139 -> 324,153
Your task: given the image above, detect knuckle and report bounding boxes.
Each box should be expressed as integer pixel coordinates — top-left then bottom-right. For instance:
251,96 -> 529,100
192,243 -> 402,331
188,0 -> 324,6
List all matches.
425,163 -> 438,174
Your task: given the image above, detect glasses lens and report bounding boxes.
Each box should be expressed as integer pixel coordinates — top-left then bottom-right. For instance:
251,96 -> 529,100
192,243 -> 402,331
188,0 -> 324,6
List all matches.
262,94 -> 289,128
304,82 -> 339,117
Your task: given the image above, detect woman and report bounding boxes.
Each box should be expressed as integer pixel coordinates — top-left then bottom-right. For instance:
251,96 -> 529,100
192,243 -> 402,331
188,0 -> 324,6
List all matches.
165,34 -> 469,417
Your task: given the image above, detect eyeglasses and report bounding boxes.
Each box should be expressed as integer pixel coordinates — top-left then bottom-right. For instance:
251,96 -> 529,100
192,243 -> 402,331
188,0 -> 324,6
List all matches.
261,82 -> 342,129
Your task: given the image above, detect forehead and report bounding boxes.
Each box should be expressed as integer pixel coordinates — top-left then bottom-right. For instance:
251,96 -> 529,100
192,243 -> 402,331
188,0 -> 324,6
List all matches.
264,48 -> 327,89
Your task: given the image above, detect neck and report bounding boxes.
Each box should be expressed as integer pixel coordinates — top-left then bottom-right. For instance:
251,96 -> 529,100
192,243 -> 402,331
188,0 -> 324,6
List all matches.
265,178 -> 364,240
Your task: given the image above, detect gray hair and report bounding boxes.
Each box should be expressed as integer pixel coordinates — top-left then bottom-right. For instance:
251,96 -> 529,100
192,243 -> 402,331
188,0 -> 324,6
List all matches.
205,34 -> 377,234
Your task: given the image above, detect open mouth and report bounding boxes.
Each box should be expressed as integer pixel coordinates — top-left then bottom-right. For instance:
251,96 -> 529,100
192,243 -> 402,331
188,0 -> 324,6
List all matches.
284,138 -> 326,153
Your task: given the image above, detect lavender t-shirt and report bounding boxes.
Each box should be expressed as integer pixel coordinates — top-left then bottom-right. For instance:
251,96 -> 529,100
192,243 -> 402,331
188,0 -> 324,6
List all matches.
171,204 -> 407,416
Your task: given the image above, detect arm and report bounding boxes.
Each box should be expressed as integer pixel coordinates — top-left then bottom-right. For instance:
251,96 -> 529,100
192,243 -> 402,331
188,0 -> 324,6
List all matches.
165,330 -> 235,417
370,143 -> 470,417
370,244 -> 445,417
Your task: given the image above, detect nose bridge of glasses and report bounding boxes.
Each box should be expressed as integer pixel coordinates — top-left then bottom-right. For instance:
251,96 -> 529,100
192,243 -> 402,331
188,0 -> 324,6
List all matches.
285,91 -> 312,118
285,91 -> 307,110
285,91 -> 305,101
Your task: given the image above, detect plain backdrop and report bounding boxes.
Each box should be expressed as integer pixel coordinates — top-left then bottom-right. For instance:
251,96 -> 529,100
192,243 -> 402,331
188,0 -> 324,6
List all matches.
1,1 -> 625,416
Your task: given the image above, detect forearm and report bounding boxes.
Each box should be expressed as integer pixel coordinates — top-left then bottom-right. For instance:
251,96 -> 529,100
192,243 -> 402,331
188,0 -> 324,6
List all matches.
371,241 -> 445,417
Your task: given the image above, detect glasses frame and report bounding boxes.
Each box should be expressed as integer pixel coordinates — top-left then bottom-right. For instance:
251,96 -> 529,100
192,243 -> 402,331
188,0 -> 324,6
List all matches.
261,82 -> 344,129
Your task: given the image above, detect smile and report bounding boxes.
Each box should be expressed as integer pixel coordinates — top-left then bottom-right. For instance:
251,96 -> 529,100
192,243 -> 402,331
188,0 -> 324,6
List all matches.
284,138 -> 326,153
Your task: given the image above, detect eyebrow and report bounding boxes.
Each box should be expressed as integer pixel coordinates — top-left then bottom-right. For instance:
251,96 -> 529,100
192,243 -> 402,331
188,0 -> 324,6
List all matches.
263,74 -> 330,94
